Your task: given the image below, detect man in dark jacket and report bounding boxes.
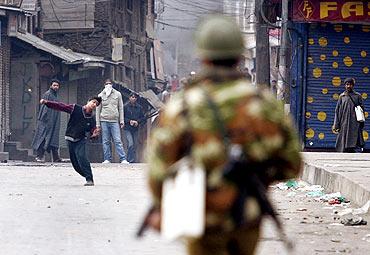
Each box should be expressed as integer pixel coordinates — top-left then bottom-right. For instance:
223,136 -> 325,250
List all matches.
39,96 -> 102,186
333,77 -> 365,152
124,93 -> 145,163
31,79 -> 62,162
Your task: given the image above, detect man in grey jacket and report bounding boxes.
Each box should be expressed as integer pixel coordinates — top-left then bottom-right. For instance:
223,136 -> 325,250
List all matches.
96,79 -> 128,163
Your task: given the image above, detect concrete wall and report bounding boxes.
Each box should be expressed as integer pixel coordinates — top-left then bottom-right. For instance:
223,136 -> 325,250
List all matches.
9,59 -> 39,147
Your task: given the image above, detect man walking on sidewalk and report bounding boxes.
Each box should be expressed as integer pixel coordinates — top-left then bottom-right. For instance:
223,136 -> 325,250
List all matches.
332,77 -> 365,152
32,79 -> 62,162
39,96 -> 102,186
96,79 -> 128,164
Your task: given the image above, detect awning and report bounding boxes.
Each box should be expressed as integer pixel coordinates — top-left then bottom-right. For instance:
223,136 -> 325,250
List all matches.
113,81 -> 161,111
0,5 -> 33,15
12,32 -> 122,68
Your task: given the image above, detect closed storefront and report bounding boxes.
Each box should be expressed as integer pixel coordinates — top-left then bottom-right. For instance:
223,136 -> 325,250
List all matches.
304,23 -> 370,149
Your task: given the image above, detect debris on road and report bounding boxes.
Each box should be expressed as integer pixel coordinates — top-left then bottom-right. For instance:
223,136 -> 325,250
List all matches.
273,180 -> 368,227
341,217 -> 367,226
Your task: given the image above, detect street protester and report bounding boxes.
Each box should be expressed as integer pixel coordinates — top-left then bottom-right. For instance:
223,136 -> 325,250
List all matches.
96,79 -> 128,164
144,15 -> 302,255
31,79 -> 62,163
124,93 -> 145,163
332,77 -> 365,152
39,96 -> 102,186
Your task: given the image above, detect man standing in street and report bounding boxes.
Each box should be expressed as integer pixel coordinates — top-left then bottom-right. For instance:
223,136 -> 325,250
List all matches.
145,16 -> 302,255
124,93 -> 145,163
96,79 -> 128,164
333,77 -> 365,152
32,79 -> 62,162
39,96 -> 102,186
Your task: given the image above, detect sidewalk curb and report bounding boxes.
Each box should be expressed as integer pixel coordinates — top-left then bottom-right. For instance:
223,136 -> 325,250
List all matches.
301,162 -> 370,207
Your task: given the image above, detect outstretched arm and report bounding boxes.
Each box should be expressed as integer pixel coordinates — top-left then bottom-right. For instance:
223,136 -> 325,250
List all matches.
40,99 -> 74,114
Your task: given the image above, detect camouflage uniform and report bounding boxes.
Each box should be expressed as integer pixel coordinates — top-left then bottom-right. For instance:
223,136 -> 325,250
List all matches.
146,16 -> 302,255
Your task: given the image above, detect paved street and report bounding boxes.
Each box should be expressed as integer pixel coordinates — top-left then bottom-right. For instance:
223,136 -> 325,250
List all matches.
0,163 -> 369,255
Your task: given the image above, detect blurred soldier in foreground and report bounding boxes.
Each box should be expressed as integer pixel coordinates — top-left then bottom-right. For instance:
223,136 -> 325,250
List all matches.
146,15 -> 302,255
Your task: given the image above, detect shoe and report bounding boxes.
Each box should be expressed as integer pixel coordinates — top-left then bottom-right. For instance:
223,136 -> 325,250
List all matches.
84,180 -> 94,186
102,160 -> 111,164
35,157 -> 45,163
121,160 -> 129,164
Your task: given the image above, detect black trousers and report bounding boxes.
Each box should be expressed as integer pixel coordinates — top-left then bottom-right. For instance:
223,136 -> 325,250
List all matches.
67,139 -> 93,182
37,140 -> 60,161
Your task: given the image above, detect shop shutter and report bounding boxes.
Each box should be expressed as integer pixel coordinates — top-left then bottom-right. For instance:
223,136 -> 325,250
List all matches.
305,23 -> 370,149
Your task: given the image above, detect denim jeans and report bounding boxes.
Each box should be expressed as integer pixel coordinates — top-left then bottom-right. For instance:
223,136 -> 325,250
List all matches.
67,139 -> 93,182
101,121 -> 127,162
125,129 -> 138,163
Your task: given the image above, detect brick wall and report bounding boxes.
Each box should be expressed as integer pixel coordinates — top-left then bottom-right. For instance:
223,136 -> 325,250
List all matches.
43,1 -> 112,58
0,18 -> 11,145
42,0 -> 150,92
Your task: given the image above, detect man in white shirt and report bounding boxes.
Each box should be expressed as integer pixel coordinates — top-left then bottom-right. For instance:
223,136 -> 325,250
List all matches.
96,79 -> 128,164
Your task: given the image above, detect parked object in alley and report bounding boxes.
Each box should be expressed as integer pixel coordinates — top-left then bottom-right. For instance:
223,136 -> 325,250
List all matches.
39,96 -> 102,186
31,79 -> 62,163
145,15 -> 302,255
96,79 -> 128,164
332,77 -> 365,152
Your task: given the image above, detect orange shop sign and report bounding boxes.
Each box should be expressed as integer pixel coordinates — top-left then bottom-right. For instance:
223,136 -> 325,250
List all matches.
292,0 -> 370,23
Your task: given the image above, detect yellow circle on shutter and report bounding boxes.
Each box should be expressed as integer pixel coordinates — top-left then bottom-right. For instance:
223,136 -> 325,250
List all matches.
322,88 -> 328,94
363,67 -> 369,74
320,55 -> 326,61
334,25 -> 342,32
365,112 -> 369,118
307,96 -> 314,103
318,133 -> 325,139
306,112 -> 311,119
333,93 -> 339,100
313,67 -> 322,78
363,130 -> 369,141
308,38 -> 314,45
306,128 -> 315,138
343,56 -> 353,67
332,77 -> 341,86
308,57 -> 314,64
362,25 -> 370,32
332,62 -> 339,68
317,112 -> 327,121
332,50 -> 339,57
362,93 -> 368,99
319,37 -> 328,47
361,50 -> 367,57
344,37 -> 350,44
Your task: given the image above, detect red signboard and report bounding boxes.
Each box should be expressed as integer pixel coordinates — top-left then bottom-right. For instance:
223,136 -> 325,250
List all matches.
292,0 -> 370,23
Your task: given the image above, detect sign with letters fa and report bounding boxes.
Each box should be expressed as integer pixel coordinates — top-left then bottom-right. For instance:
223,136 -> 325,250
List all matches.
293,0 -> 370,23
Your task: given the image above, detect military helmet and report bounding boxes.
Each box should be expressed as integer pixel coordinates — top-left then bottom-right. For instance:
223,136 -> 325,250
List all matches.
195,15 -> 245,60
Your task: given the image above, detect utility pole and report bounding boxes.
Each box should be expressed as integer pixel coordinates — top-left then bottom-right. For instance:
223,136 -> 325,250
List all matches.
279,0 -> 291,105
255,0 -> 270,89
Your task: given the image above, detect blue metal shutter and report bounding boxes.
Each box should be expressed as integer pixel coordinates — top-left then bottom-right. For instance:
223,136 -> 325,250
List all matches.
305,23 -> 370,149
